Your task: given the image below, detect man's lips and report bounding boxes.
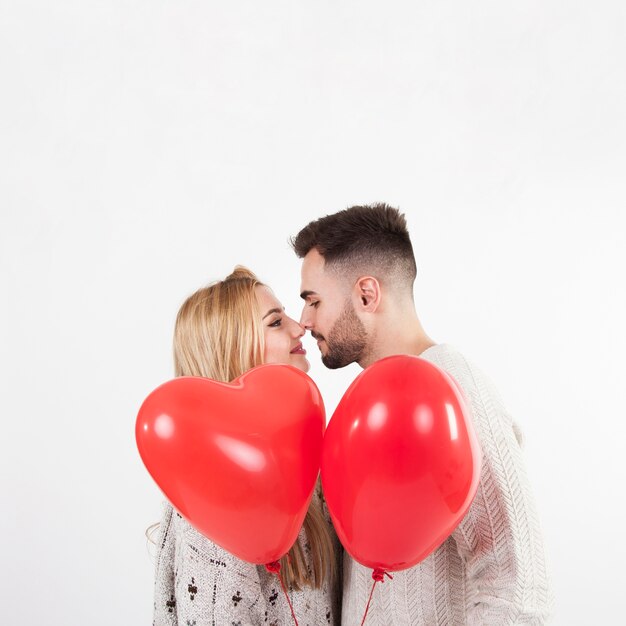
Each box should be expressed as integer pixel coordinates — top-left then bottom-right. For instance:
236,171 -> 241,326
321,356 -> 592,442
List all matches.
290,343 -> 307,355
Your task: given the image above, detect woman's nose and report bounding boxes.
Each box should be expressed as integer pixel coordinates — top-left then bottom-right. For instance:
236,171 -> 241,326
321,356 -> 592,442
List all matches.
292,318 -> 306,337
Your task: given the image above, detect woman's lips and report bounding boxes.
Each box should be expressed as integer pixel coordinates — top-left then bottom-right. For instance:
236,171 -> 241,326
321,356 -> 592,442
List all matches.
290,343 -> 306,355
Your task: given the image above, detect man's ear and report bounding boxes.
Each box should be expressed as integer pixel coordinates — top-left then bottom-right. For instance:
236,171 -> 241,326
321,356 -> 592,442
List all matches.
353,276 -> 381,312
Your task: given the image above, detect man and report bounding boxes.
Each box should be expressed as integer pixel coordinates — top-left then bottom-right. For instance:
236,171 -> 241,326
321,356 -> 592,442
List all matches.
291,203 -> 552,625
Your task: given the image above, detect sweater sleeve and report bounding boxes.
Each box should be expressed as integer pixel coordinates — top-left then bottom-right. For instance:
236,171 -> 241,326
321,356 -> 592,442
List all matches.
153,503 -> 270,626
153,503 -> 178,626
447,363 -> 552,625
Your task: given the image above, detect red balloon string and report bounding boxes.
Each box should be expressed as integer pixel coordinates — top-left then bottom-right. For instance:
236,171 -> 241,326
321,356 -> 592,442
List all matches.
360,568 -> 393,626
264,561 -> 299,626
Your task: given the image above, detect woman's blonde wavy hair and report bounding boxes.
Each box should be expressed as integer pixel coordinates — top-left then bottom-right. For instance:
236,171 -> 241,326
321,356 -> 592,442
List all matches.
151,266 -> 336,590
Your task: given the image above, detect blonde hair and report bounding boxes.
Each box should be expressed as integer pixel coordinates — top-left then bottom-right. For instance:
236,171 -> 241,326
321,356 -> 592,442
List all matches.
169,266 -> 336,590
173,266 -> 264,382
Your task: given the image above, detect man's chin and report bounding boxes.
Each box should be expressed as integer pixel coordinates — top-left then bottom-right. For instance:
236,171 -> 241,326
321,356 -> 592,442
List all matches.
321,353 -> 352,370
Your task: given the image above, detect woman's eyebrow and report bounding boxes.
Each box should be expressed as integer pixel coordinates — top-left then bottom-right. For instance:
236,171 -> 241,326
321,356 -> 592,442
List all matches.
262,307 -> 284,319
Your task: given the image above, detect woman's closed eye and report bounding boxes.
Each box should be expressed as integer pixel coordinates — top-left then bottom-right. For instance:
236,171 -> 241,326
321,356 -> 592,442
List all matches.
269,317 -> 282,327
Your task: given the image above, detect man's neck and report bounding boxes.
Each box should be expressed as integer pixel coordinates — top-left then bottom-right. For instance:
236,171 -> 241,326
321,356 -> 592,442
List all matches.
358,313 -> 436,369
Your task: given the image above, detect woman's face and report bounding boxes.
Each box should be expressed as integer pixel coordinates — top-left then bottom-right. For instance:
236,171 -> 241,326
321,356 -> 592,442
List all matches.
256,285 -> 309,373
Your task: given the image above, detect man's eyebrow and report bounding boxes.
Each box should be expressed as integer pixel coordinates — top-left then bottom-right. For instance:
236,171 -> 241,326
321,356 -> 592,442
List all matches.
262,307 -> 283,320
300,290 -> 318,300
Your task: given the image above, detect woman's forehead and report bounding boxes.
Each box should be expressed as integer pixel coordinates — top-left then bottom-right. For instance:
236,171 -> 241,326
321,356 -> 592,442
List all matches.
255,284 -> 282,309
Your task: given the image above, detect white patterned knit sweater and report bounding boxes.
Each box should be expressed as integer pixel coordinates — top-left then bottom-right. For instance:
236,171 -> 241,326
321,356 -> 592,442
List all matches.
153,481 -> 342,626
341,344 -> 553,626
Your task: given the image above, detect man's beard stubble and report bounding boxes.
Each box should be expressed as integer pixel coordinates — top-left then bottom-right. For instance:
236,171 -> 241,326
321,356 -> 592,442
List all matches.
319,301 -> 368,369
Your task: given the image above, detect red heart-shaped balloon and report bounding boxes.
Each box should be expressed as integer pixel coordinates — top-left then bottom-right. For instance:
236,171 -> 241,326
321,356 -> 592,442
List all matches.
321,355 -> 481,572
136,364 -> 325,564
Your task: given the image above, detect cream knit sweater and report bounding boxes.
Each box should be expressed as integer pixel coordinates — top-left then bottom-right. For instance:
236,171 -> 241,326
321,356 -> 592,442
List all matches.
341,344 -> 552,625
153,482 -> 342,626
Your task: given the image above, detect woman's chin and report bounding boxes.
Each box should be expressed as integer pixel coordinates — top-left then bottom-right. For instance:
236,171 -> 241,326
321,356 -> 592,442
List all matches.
291,355 -> 310,373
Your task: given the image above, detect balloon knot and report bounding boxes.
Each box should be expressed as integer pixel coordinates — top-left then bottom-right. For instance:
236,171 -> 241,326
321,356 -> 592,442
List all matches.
372,568 -> 393,582
265,561 -> 281,573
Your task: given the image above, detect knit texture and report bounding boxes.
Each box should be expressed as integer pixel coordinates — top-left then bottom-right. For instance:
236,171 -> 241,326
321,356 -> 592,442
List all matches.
153,482 -> 342,626
341,344 -> 553,625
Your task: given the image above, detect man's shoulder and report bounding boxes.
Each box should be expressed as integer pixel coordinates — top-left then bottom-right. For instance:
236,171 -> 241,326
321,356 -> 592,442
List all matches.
419,343 -> 470,373
419,343 -> 502,405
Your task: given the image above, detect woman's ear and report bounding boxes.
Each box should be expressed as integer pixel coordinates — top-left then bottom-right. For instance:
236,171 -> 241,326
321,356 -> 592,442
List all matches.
353,276 -> 381,312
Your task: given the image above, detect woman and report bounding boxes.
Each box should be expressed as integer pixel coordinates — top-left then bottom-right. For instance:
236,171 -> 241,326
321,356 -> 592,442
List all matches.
152,266 -> 341,625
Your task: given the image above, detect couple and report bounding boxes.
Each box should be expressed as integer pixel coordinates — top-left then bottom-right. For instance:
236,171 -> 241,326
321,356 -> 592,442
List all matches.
152,204 -> 551,625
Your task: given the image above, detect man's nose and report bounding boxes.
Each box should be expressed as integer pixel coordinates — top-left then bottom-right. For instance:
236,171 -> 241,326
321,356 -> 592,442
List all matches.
300,306 -> 311,329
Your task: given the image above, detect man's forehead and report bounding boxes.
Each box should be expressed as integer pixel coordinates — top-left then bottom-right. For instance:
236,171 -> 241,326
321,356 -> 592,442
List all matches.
302,248 -> 325,270
299,251 -> 350,299
300,249 -> 326,286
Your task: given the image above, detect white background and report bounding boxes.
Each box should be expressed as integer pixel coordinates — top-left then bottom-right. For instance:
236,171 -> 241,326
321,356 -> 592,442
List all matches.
1,1 -> 625,624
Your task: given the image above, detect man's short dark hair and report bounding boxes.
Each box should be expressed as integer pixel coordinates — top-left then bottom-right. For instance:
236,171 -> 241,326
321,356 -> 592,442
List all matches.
291,203 -> 417,289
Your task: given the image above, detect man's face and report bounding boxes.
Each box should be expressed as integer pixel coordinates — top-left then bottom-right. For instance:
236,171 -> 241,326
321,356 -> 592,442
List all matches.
299,249 -> 368,369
